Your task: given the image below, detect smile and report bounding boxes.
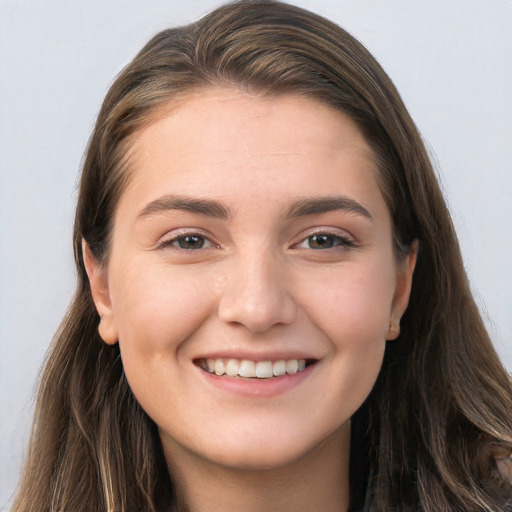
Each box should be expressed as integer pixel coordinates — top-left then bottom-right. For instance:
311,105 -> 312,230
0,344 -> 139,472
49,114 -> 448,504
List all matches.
198,358 -> 309,379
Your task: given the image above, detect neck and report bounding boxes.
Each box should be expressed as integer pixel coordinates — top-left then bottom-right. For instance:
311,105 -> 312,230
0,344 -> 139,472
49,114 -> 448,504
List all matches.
162,423 -> 351,512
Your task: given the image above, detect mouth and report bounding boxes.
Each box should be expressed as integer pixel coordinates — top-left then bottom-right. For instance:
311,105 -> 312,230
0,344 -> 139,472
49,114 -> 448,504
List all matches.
195,357 -> 316,379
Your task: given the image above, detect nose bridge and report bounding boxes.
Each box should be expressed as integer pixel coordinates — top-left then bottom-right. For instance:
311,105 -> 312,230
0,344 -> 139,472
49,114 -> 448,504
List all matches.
218,243 -> 297,332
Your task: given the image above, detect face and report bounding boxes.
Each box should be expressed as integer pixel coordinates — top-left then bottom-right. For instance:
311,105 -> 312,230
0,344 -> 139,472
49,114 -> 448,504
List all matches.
85,88 -> 415,472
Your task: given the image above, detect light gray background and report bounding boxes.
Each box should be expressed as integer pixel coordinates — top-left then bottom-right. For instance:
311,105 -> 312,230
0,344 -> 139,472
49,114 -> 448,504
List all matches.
1,1 -> 511,509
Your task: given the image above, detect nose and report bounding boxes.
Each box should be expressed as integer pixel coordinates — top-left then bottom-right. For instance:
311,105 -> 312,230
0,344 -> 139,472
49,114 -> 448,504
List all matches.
217,248 -> 297,333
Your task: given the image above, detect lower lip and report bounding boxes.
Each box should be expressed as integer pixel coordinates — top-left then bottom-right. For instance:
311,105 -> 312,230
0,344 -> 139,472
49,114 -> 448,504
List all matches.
197,364 -> 316,398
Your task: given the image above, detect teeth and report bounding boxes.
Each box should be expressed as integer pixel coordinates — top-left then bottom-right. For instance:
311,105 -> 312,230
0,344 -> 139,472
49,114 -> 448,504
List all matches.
272,360 -> 286,376
239,360 -> 256,378
286,359 -> 299,375
255,361 -> 273,378
226,358 -> 240,377
214,359 -> 226,376
200,358 -> 308,379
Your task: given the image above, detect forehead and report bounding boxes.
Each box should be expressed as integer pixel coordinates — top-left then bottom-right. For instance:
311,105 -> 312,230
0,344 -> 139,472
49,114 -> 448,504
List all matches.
117,87 -> 384,220
152,88 -> 371,150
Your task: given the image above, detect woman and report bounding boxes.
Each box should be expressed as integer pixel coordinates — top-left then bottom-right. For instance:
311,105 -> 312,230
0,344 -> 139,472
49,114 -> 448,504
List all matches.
12,1 -> 511,511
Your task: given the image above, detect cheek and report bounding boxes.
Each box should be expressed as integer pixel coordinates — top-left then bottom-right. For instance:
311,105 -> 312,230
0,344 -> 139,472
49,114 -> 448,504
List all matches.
110,260 -> 216,353
108,262 -> 216,419
296,258 -> 393,410
303,260 -> 395,342
312,267 -> 391,412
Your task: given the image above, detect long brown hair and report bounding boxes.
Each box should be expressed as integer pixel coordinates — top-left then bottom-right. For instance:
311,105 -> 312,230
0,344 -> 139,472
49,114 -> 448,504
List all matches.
12,1 -> 511,511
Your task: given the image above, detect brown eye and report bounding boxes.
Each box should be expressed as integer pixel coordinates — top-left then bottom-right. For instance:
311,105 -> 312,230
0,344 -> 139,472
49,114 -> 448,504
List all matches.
176,235 -> 206,250
157,231 -> 216,252
308,234 -> 337,249
293,231 -> 356,251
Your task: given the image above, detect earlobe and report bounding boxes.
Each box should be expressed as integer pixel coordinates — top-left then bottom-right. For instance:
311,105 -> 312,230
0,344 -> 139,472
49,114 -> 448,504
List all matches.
386,241 -> 418,341
386,318 -> 401,340
82,239 -> 119,345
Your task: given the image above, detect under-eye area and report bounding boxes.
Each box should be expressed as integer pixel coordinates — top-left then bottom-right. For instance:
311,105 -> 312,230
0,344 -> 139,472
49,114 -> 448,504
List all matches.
194,358 -> 318,379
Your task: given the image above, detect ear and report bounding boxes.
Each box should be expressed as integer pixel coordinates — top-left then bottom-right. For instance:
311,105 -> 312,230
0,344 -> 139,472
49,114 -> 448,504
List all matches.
386,241 -> 418,341
82,239 -> 118,345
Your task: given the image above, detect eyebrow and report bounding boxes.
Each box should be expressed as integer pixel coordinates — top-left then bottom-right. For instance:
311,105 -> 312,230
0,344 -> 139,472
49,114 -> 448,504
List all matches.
286,196 -> 373,221
138,194 -> 231,219
137,194 -> 373,222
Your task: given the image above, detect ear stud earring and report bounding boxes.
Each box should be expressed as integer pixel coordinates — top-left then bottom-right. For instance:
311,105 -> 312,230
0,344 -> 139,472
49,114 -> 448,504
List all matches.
387,319 -> 401,339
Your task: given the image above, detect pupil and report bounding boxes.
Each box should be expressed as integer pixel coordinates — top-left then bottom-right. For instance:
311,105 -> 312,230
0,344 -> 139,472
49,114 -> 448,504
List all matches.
179,236 -> 204,249
310,234 -> 333,249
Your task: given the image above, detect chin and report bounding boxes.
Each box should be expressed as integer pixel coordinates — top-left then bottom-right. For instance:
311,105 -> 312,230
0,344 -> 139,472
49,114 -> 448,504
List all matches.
181,418 -> 350,474
208,443 -> 307,472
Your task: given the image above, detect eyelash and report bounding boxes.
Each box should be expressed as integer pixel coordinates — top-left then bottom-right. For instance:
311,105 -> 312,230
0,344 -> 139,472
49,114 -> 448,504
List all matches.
157,230 -> 355,252
157,231 -> 216,251
293,231 -> 356,250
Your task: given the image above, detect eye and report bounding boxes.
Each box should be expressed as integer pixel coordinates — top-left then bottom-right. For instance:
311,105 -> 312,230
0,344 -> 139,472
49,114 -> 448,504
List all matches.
158,232 -> 215,250
295,232 -> 355,250
175,235 -> 207,250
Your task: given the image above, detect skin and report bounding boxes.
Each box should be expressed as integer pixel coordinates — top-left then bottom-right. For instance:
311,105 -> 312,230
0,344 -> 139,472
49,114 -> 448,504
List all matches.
84,88 -> 416,512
